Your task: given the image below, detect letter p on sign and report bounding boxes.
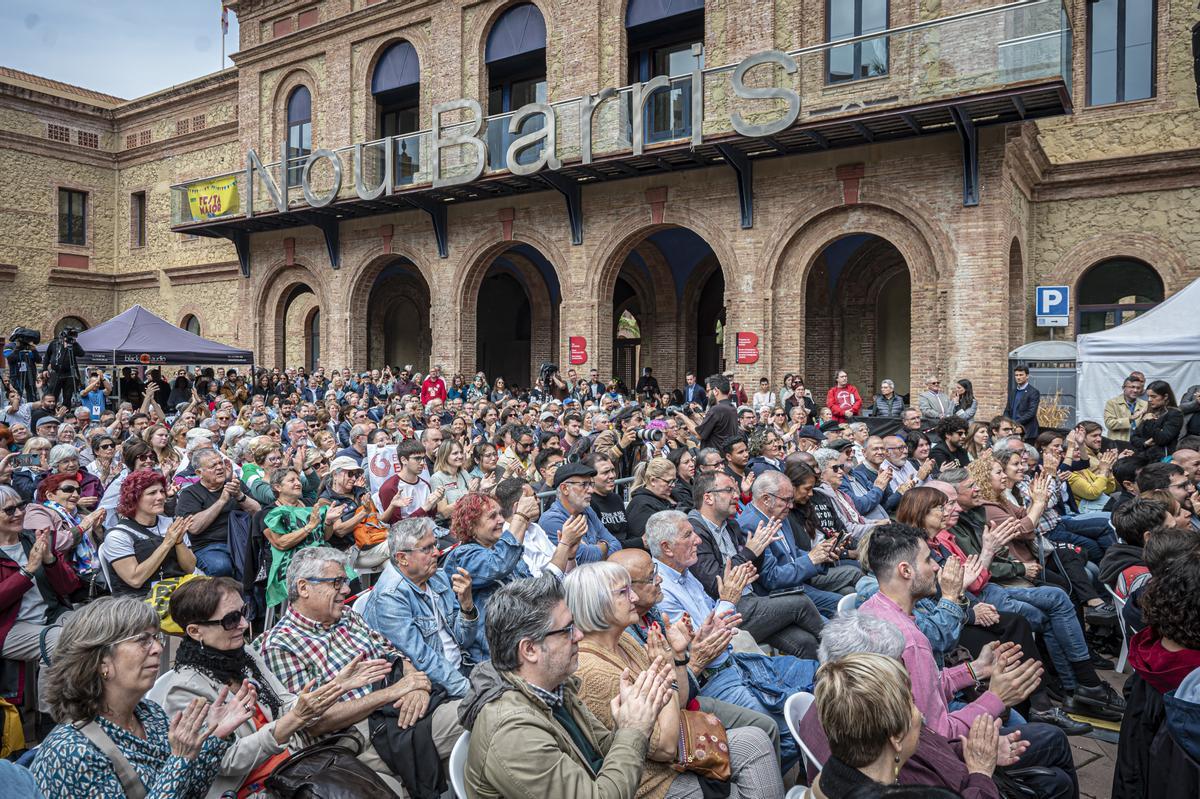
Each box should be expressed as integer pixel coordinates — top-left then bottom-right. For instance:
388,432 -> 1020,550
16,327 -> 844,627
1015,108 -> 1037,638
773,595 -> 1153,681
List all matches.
1036,285 -> 1069,327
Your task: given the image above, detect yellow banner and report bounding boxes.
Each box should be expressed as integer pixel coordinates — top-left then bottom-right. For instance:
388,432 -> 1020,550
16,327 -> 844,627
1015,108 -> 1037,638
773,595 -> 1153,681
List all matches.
187,176 -> 240,220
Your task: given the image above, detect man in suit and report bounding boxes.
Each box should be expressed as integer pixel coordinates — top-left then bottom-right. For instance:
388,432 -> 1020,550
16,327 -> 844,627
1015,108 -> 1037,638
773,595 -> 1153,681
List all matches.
682,371 -> 708,409
1104,375 -> 1149,442
1005,363 -> 1040,442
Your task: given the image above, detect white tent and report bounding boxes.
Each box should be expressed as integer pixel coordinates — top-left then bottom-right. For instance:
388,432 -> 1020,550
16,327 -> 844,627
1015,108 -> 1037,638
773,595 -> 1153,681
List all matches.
1076,277 -> 1200,423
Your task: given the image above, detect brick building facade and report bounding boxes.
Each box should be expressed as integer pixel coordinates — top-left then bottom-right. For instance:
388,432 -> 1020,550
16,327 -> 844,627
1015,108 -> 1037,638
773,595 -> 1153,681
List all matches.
1,0 -> 1198,417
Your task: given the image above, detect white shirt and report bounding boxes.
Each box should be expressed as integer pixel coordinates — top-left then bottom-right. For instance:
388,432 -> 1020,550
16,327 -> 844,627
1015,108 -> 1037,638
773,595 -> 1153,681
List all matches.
508,520 -> 565,579
752,391 -> 777,411
423,584 -> 463,668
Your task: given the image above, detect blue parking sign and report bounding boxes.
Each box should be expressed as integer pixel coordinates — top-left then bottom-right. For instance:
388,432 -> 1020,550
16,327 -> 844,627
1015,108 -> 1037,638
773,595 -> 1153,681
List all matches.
1036,285 -> 1069,327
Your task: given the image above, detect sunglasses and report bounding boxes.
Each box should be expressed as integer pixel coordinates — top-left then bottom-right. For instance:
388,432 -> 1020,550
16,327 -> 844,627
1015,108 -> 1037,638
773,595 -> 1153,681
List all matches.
57,485 -> 80,494
194,608 -> 247,631
0,505 -> 22,518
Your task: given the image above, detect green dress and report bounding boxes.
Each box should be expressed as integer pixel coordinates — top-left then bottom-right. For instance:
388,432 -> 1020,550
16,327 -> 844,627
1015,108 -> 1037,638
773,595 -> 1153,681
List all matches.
263,505 -> 357,607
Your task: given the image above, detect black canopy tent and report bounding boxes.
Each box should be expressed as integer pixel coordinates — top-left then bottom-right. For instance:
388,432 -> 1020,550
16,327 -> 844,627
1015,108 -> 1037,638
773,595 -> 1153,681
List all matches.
42,305 -> 253,367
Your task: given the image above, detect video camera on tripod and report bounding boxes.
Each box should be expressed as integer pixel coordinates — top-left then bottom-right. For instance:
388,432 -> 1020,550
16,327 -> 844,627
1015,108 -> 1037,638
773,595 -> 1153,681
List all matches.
4,327 -> 43,403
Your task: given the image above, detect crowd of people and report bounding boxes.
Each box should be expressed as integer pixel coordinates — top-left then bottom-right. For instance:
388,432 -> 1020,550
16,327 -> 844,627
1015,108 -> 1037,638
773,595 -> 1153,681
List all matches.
0,357 -> 1197,798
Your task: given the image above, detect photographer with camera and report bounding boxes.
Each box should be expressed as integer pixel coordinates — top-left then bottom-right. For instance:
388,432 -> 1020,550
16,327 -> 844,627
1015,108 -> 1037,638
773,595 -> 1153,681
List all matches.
608,404 -> 647,479
672,373 -> 739,451
534,362 -> 568,402
43,327 -> 85,407
4,327 -> 42,404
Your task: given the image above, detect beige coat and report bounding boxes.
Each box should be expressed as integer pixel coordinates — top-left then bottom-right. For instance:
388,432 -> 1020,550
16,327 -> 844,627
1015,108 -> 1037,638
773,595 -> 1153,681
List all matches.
1104,396 -> 1147,442
148,646 -> 298,799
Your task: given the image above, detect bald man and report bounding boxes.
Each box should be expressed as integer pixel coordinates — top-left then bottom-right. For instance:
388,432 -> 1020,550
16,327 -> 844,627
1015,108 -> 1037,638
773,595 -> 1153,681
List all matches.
608,548 -> 783,761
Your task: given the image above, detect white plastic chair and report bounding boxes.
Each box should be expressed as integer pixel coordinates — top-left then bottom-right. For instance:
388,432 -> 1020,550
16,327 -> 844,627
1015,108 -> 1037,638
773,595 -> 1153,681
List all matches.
783,691 -> 823,774
836,593 -> 857,616
449,730 -> 471,798
1106,584 -> 1130,673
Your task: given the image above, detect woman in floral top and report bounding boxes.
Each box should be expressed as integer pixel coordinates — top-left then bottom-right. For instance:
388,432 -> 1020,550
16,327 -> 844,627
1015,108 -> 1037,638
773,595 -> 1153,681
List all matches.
31,596 -> 251,798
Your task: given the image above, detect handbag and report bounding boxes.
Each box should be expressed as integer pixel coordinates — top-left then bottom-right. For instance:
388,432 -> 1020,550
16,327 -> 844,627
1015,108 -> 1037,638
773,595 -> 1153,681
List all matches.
75,719 -> 147,799
673,709 -> 731,782
146,573 -> 201,635
263,732 -> 401,799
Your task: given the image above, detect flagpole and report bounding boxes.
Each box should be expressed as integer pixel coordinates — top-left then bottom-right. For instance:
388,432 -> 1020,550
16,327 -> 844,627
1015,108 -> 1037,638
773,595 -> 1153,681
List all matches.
220,2 -> 226,70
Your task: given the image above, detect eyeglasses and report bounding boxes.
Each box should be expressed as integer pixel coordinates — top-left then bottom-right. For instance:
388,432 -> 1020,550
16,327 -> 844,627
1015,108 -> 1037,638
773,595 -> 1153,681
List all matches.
706,486 -> 736,497
541,622 -> 576,640
630,565 -> 661,586
115,630 -> 165,651
193,608 -> 247,631
766,493 -> 793,505
561,481 -> 592,490
612,585 -> 636,600
96,442 -> 115,450
57,485 -> 80,494
830,464 -> 846,473
305,576 -> 349,590
398,543 -> 440,556
0,505 -> 22,518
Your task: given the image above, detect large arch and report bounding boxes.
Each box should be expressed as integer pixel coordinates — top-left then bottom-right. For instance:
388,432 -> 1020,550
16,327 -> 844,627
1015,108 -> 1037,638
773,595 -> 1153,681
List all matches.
457,239 -> 561,389
253,260 -> 331,369
346,249 -> 437,370
768,202 -> 944,399
591,212 -> 738,385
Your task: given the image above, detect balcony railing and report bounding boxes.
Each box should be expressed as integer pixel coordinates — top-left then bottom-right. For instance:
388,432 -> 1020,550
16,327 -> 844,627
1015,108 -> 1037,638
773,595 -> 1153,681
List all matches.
171,0 -> 1070,227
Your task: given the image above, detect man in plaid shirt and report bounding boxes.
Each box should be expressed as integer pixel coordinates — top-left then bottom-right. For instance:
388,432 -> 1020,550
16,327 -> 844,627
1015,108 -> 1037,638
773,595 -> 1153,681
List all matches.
258,546 -> 465,786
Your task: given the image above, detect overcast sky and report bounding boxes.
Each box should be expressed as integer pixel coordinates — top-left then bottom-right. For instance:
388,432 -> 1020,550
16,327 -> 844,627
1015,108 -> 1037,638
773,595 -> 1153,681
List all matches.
1,1 -> 240,100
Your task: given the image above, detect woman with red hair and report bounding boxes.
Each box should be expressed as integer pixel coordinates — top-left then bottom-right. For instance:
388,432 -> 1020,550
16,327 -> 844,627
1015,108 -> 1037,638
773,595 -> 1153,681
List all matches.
23,471 -> 106,592
442,491 -> 531,660
97,469 -> 196,598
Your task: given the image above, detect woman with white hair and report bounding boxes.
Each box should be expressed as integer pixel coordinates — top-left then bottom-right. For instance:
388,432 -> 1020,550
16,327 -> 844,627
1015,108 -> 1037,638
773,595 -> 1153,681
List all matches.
566,561 -> 785,799
46,443 -> 102,511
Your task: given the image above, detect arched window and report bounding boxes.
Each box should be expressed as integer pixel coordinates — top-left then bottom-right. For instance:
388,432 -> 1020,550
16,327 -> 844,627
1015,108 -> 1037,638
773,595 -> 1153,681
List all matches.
826,0 -> 889,84
1077,258 -> 1164,334
181,315 -> 201,336
53,316 -> 88,337
1087,0 -> 1155,106
306,308 -> 321,372
373,41 -> 421,184
626,0 -> 704,144
286,86 -> 312,187
485,3 -> 547,169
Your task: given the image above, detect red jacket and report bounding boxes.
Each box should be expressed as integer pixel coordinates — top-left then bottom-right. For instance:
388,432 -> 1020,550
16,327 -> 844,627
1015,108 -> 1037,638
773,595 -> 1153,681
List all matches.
0,531 -> 79,650
420,377 -> 447,405
826,384 -> 862,423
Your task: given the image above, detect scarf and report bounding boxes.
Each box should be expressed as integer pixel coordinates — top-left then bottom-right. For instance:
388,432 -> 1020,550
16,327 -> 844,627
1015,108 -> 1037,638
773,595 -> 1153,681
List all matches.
175,638 -> 285,717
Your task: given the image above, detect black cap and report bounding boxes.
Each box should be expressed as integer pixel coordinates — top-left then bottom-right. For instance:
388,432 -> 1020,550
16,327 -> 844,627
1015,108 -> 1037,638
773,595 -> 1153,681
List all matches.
826,438 -> 854,453
552,462 -> 597,489
796,425 -> 825,441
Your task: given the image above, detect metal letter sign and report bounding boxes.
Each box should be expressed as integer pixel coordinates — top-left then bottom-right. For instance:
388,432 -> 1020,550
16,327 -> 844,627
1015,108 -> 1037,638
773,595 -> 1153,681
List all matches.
1036,285 -> 1069,327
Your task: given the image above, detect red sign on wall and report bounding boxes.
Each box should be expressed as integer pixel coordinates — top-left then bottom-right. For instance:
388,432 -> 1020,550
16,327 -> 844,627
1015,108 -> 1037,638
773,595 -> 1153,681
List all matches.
735,332 -> 759,364
569,336 -> 588,365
